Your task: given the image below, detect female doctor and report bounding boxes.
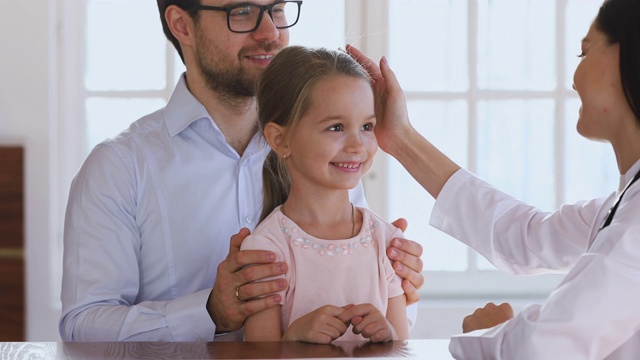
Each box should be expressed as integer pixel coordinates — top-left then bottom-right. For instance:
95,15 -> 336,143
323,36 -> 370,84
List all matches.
345,0 -> 640,358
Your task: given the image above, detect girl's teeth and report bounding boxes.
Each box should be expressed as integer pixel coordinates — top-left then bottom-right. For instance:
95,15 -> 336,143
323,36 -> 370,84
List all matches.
336,163 -> 358,169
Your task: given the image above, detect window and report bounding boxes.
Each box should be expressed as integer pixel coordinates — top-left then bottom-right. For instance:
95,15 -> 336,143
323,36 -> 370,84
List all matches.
378,0 -> 616,296
57,0 -> 617,302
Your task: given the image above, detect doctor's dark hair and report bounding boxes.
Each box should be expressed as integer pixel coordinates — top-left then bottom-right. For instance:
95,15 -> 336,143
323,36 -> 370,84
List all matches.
595,0 -> 640,123
257,46 -> 371,222
157,0 -> 201,64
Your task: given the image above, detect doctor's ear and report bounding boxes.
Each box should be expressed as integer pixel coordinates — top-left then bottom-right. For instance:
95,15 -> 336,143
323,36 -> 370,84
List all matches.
263,122 -> 289,156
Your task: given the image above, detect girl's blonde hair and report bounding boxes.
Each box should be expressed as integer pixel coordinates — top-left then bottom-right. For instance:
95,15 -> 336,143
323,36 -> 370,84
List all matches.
257,46 -> 371,222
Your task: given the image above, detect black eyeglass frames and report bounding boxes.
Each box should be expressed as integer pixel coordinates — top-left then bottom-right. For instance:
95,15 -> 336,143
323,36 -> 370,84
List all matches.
188,1 -> 302,34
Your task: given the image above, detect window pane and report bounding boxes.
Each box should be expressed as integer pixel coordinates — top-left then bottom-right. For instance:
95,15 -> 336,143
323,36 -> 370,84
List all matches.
388,100 -> 469,271
86,0 -> 166,90
476,100 -> 556,211
289,0 -> 345,49
477,0 -> 556,90
563,98 -> 618,203
389,0 -> 468,92
564,0 -> 603,90
86,97 -> 166,151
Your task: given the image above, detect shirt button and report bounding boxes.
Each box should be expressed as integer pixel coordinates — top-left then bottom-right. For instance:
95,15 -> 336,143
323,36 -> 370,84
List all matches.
245,216 -> 253,224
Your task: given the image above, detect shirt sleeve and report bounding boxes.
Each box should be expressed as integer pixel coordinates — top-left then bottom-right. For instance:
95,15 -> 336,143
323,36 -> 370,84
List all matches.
59,144 -> 216,341
430,169 -> 607,275
449,223 -> 640,360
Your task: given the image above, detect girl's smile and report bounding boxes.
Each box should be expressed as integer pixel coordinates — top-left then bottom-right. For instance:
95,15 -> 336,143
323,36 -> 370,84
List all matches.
332,161 -> 364,171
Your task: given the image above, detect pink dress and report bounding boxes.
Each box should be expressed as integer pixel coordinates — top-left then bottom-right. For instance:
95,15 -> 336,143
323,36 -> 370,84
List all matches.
241,206 -> 404,341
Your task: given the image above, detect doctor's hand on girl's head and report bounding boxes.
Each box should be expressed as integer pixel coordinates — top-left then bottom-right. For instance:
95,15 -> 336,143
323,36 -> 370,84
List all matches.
345,44 -> 413,155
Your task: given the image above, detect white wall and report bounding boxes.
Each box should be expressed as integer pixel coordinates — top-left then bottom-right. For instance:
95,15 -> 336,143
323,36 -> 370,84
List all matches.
0,0 -> 60,340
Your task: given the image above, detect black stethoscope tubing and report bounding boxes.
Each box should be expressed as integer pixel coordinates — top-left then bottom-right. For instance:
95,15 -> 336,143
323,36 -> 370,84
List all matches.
599,169 -> 640,230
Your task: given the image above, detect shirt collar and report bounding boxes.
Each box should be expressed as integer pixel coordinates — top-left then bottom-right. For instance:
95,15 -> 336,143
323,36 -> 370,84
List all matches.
163,73 -> 269,159
163,73 -> 211,137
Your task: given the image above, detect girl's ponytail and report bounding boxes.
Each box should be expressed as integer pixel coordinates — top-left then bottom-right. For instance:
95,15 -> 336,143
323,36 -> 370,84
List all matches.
260,150 -> 290,222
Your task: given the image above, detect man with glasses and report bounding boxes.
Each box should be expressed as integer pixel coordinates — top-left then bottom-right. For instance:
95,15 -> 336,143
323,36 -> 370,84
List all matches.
60,0 -> 424,342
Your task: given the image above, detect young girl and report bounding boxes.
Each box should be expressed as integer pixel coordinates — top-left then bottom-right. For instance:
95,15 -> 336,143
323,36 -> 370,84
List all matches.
240,46 -> 409,343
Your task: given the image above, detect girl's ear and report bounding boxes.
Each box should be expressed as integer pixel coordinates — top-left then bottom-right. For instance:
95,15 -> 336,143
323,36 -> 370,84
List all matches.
263,123 -> 289,156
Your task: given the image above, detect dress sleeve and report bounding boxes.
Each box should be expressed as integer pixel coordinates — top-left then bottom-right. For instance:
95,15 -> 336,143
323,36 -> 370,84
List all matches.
240,220 -> 289,305
383,226 -> 405,299
449,223 -> 640,360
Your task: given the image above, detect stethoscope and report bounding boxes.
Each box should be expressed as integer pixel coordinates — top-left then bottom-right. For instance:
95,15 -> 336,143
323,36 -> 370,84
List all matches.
599,169 -> 640,230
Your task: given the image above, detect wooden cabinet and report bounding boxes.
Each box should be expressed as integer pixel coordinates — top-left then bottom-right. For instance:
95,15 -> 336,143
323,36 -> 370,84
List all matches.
0,146 -> 24,340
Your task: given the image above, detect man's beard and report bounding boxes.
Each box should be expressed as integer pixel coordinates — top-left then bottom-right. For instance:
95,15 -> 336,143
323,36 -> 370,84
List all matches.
193,31 -> 281,99
196,49 -> 257,98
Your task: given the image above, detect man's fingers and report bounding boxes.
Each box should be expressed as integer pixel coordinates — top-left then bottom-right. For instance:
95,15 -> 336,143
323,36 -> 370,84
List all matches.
392,259 -> 424,289
387,236 -> 424,301
402,279 -> 420,306
391,254 -> 424,304
229,227 -> 251,254
238,295 -> 282,318
209,232 -> 288,332
388,239 -> 424,272
224,248 -> 279,275
388,247 -> 424,276
235,261 -> 287,284
236,278 -> 287,301
225,228 -> 274,273
390,237 -> 423,259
